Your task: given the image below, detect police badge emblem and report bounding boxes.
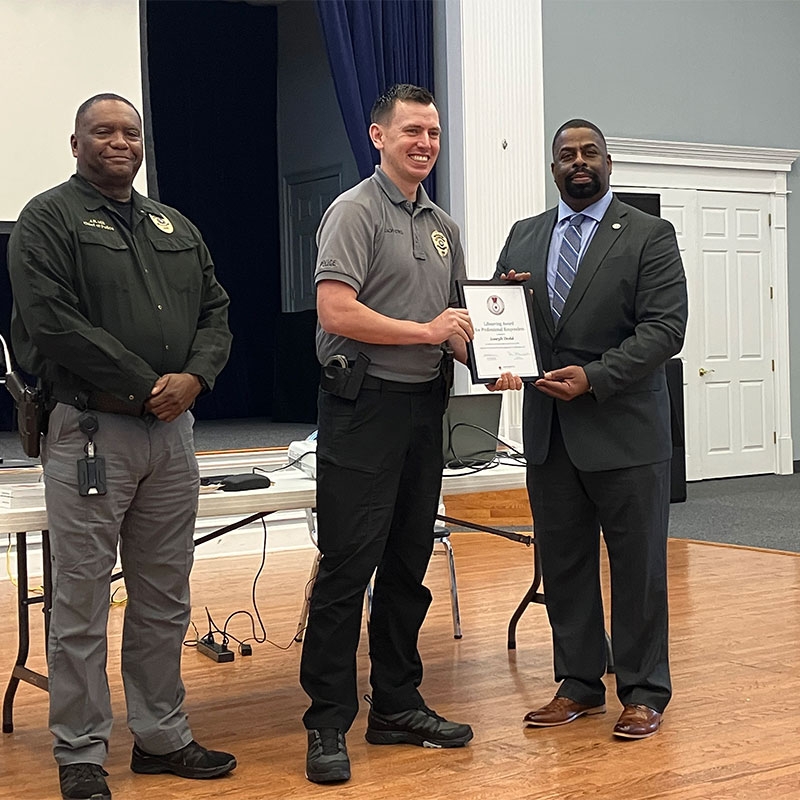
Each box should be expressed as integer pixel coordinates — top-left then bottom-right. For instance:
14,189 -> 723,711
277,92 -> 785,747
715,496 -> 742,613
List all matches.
431,230 -> 449,258
148,213 -> 174,234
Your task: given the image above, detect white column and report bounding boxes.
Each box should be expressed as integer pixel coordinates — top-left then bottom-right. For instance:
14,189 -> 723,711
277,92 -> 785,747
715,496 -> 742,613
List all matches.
442,0 -> 546,442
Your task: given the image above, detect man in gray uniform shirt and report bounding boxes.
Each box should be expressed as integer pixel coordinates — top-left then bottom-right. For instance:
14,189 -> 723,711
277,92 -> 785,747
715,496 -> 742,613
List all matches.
300,83 -> 520,784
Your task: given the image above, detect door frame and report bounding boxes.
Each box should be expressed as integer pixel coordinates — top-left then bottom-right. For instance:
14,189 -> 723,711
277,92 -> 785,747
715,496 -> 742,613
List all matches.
608,137 -> 800,476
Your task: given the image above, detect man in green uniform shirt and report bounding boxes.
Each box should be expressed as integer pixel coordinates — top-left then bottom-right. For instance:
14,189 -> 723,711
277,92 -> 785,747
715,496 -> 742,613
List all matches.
7,94 -> 235,800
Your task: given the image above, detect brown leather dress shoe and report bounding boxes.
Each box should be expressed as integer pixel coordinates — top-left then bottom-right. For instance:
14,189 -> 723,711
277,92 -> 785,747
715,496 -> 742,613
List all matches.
523,696 -> 606,727
612,704 -> 662,739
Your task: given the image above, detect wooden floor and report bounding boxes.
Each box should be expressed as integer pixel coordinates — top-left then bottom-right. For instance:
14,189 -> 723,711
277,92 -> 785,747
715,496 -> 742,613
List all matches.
2,498 -> 800,799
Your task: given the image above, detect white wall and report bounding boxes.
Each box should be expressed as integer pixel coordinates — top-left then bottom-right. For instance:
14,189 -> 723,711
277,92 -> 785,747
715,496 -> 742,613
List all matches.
439,0 -> 545,441
0,0 -> 145,221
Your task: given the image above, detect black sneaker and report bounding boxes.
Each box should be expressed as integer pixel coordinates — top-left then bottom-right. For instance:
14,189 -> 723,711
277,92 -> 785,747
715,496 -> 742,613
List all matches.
58,763 -> 111,800
305,728 -> 351,784
130,740 -> 236,779
365,703 -> 474,748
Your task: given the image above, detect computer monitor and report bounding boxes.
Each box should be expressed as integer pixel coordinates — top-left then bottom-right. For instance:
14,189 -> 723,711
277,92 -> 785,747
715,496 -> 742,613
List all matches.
442,393 -> 503,468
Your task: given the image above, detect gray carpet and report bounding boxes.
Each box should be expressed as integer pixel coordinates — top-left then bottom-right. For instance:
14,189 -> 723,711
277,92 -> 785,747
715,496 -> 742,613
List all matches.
0,418 -> 315,463
2,422 -> 798,553
668,473 -> 800,553
471,474 -> 800,554
192,417 -> 316,452
0,428 -> 36,463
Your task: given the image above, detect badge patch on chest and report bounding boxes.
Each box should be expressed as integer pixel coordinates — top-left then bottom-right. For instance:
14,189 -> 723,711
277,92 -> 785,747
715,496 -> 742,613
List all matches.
148,213 -> 174,234
431,230 -> 449,259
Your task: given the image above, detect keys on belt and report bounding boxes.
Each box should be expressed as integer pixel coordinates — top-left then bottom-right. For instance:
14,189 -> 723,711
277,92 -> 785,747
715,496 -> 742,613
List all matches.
77,412 -> 107,496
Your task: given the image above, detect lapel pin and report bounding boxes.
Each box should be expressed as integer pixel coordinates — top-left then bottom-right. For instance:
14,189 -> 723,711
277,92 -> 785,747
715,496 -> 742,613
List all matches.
612,223 -> 621,230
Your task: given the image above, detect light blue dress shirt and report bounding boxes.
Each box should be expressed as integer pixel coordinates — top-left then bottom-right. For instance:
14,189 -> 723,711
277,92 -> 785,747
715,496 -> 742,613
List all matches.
546,189 -> 614,310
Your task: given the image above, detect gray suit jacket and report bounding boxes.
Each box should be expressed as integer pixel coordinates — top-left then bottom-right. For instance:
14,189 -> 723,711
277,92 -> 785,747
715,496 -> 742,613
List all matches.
495,196 -> 688,471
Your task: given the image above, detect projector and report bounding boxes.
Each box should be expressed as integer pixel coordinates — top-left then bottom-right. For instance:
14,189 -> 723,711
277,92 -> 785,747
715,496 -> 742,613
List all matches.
288,438 -> 317,479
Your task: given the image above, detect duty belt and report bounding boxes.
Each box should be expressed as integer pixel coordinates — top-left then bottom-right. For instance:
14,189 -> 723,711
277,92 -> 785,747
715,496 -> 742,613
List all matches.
51,387 -> 145,417
360,375 -> 440,393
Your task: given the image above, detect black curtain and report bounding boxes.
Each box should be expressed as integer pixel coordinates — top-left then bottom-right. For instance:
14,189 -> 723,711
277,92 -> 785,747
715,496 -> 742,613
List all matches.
0,231 -> 13,432
315,0 -> 436,199
145,0 -> 280,420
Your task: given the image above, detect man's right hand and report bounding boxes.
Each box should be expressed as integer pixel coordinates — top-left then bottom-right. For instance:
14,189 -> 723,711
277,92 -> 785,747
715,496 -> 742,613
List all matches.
427,307 -> 473,344
145,373 -> 202,422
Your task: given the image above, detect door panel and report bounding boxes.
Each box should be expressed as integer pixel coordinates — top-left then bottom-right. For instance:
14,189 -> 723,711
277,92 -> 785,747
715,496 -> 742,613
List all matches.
625,188 -> 775,480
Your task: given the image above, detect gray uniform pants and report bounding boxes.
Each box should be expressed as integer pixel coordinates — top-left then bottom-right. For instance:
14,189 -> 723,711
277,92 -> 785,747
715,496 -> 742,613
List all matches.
42,403 -> 199,766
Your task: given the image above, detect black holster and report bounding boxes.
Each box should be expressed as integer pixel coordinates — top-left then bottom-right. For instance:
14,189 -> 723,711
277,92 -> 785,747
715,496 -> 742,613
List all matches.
4,373 -> 52,458
320,353 -> 370,400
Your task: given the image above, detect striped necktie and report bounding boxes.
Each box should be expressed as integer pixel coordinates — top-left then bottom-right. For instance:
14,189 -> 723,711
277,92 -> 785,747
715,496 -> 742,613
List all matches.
552,213 -> 586,322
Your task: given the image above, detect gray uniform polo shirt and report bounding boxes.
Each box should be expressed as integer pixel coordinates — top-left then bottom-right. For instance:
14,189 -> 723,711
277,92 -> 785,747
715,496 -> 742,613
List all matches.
315,167 -> 467,382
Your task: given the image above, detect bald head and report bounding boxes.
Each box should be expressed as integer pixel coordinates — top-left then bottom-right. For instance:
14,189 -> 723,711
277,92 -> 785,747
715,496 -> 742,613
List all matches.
75,93 -> 141,134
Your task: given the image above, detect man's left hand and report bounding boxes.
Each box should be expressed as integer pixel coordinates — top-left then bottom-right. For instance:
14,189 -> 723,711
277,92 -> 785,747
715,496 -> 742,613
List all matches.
486,371 -> 523,392
534,365 -> 590,400
499,269 -> 531,282
145,373 -> 203,422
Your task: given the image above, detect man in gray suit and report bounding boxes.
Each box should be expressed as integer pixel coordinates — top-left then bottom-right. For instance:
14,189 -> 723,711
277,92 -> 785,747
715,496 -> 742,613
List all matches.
496,119 -> 687,739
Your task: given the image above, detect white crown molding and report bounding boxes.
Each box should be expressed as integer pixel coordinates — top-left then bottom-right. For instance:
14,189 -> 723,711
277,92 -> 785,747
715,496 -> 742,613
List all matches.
606,137 -> 800,173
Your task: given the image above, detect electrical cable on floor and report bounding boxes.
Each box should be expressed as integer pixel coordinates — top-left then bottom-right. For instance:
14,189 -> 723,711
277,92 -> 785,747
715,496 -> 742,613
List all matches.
5,534 -> 44,594
110,586 -> 127,607
186,516 -> 313,654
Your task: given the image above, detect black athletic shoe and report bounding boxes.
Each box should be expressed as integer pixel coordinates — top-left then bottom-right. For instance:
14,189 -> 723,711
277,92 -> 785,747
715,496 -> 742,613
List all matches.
365,703 -> 474,748
130,740 -> 236,779
58,763 -> 111,800
305,728 -> 351,784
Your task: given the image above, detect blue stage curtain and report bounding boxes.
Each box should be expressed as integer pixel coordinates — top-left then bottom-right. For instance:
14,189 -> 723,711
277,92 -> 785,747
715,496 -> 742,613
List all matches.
315,0 -> 436,200
146,0 -> 280,420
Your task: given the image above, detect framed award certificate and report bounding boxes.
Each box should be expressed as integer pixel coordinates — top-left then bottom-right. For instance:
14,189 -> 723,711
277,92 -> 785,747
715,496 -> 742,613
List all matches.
456,280 -> 542,384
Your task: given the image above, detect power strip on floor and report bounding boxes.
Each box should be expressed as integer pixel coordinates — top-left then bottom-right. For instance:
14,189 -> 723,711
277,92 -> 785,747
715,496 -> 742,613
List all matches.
197,639 -> 235,663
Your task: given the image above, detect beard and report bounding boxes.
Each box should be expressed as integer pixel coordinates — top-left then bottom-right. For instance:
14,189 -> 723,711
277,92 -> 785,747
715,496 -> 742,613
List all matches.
565,170 -> 601,199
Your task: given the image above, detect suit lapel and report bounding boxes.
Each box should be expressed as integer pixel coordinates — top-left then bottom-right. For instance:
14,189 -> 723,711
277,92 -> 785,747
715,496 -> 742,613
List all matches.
532,209 -> 558,338
556,197 -> 628,331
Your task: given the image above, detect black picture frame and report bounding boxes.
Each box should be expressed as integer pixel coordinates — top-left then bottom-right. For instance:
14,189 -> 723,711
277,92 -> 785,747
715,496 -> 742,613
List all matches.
456,279 -> 543,384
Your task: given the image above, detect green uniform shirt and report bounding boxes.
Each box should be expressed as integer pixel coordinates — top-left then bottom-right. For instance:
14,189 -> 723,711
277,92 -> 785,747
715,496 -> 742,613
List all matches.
315,167 -> 467,382
8,174 -> 231,405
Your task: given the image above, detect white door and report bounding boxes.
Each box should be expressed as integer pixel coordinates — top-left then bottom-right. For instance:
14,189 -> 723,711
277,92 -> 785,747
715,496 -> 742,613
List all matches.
693,191 -> 774,478
282,168 -> 342,312
658,189 -> 775,479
